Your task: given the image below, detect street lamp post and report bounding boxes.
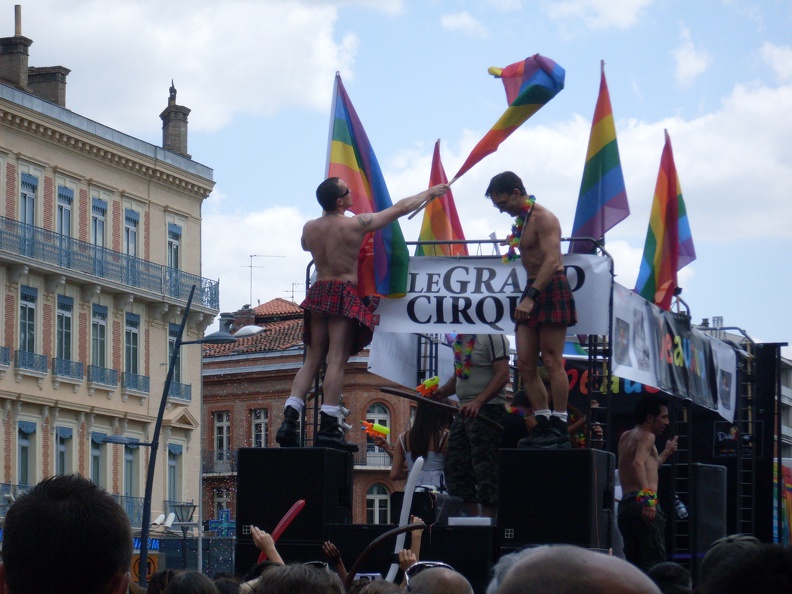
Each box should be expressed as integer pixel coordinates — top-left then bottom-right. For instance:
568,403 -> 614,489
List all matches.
172,502 -> 198,570
135,284 -> 245,588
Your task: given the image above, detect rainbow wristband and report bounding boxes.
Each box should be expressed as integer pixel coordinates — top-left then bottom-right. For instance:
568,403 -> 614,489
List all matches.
637,489 -> 658,507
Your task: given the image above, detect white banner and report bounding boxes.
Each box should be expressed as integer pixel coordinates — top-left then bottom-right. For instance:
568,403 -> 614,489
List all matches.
370,254 -> 612,335
612,283 -> 737,421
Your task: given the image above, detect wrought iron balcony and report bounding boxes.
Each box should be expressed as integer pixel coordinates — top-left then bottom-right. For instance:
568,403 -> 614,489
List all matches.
167,381 -> 191,403
122,372 -> 150,395
113,494 -> 145,528
52,358 -> 84,380
0,346 -> 10,367
354,446 -> 391,468
0,216 -> 219,310
15,350 -> 48,374
202,449 -> 238,474
88,365 -> 118,388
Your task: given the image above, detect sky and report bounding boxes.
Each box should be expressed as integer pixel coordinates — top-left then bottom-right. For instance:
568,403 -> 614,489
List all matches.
6,0 -> 792,356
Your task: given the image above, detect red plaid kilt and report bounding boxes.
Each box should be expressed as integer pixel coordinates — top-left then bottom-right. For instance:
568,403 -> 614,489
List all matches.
301,280 -> 375,355
516,269 -> 577,330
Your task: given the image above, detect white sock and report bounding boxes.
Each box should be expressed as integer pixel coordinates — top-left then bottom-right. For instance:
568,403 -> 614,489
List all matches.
534,409 -> 551,419
285,396 -> 305,412
321,404 -> 341,417
552,411 -> 569,423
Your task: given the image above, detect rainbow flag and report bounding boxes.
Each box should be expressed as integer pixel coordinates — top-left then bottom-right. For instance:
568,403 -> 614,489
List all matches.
453,54 -> 565,181
568,61 -> 629,254
634,130 -> 696,310
326,73 -> 409,298
416,140 -> 468,257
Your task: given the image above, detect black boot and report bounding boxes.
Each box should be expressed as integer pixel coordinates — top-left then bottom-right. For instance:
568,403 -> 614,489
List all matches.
275,405 -> 301,447
315,411 -> 358,452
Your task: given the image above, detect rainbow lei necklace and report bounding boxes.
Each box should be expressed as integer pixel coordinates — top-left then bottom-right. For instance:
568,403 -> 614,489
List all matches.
502,195 -> 536,263
453,335 -> 476,379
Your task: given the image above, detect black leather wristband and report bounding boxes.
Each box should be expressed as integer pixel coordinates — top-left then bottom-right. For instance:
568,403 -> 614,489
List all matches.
526,286 -> 541,301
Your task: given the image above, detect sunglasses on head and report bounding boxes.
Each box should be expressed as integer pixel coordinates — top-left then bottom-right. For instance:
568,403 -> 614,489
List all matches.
405,561 -> 456,592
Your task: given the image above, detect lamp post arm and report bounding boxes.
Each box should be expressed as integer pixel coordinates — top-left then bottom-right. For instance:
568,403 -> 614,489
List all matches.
138,284 -> 196,587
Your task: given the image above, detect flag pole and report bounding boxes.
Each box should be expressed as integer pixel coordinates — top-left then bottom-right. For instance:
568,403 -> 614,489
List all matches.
407,175 -> 456,220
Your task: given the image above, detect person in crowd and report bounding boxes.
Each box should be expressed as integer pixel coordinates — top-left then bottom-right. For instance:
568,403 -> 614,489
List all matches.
435,333 -> 510,517
213,574 -> 241,594
486,171 -> 577,449
493,544 -> 661,594
404,563 -> 474,594
275,177 -> 448,452
646,561 -> 692,594
699,543 -> 792,594
617,393 -> 678,571
0,474 -> 132,594
500,388 -> 532,448
240,526 -> 285,593
697,534 -> 762,593
149,570 -> 181,594
252,564 -> 344,593
358,580 -> 402,593
389,402 -> 453,491
163,571 -> 220,594
322,541 -> 348,582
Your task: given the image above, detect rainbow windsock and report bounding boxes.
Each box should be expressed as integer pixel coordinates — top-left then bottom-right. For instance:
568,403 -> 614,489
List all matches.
453,54 -> 565,181
634,130 -> 696,310
326,73 -> 409,297
416,140 -> 468,257
568,61 -> 629,254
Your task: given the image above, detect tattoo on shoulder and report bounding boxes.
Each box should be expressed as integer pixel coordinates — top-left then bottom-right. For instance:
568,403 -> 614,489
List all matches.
358,213 -> 373,228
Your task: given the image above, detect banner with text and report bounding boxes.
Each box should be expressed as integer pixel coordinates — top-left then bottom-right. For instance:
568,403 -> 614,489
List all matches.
612,283 -> 737,421
370,254 -> 612,335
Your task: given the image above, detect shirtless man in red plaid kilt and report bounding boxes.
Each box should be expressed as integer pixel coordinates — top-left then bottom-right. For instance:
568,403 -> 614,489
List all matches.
276,177 -> 449,452
486,171 -> 577,449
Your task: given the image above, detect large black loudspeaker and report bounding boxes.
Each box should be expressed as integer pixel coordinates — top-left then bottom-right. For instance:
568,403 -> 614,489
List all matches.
660,463 -> 727,579
235,448 -> 353,544
497,449 -> 615,549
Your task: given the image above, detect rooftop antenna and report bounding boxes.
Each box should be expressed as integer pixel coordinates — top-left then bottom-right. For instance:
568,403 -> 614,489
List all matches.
284,281 -> 303,302
243,254 -> 284,306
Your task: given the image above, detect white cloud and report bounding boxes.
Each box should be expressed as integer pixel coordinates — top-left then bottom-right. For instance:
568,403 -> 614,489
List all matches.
485,0 -> 523,11
440,12 -> 490,38
672,27 -> 712,87
760,42 -> 792,83
544,0 -> 655,30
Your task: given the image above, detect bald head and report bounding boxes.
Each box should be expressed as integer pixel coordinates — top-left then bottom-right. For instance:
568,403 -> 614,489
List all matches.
408,567 -> 473,594
495,545 -> 661,594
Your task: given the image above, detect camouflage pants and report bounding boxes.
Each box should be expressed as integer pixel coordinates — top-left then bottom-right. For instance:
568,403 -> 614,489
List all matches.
445,403 -> 507,505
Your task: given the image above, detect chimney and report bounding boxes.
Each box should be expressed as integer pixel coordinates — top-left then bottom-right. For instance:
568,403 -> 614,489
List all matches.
160,80 -> 191,158
0,5 -> 33,89
27,65 -> 70,106
218,312 -> 235,333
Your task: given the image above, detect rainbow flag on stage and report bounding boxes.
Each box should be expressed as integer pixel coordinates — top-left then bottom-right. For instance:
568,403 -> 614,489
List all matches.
634,130 -> 696,310
453,54 -> 565,181
568,61 -> 629,254
416,140 -> 468,257
326,73 -> 408,298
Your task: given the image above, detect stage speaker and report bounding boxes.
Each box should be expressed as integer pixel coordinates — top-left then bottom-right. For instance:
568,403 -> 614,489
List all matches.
660,463 -> 727,580
235,448 -> 353,544
497,449 -> 615,549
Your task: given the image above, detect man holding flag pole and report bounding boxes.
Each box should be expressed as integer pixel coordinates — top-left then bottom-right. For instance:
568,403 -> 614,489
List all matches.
275,177 -> 449,452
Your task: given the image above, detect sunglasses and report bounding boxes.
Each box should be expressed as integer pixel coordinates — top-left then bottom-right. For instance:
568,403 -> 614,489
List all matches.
405,561 -> 456,592
338,188 -> 350,199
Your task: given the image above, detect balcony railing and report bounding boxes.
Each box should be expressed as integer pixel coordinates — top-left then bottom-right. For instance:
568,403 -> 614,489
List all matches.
202,449 -> 239,474
88,365 -> 118,388
15,350 -> 48,373
122,372 -> 150,394
113,494 -> 145,528
0,346 -> 11,367
52,358 -> 84,380
0,216 -> 219,309
354,447 -> 391,468
0,482 -> 30,518
168,381 -> 191,402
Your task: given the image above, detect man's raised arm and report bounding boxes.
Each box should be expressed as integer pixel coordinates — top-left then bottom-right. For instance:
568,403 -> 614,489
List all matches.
355,184 -> 449,232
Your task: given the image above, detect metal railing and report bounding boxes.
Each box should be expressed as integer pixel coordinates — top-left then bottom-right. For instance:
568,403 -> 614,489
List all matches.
0,216 -> 219,309
122,372 -> 150,394
15,350 -> 48,373
168,381 -> 191,402
0,346 -> 11,366
88,365 -> 118,388
354,447 -> 391,468
113,494 -> 145,528
52,358 -> 84,380
201,449 -> 238,474
0,482 -> 30,518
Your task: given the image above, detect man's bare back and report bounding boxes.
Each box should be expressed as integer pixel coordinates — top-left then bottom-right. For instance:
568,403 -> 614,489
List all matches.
618,427 -> 660,494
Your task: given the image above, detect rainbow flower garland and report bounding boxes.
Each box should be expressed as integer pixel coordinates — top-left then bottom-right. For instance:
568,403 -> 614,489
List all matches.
502,195 -> 537,263
453,335 -> 476,379
637,489 -> 658,507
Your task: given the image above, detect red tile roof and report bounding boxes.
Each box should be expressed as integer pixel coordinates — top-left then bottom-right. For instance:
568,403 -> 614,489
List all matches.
254,298 -> 302,318
203,318 -> 304,357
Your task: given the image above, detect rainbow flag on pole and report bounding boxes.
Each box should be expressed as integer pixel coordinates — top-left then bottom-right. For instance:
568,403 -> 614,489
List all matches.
453,54 -> 565,181
568,61 -> 629,254
634,130 -> 696,310
326,73 -> 409,297
416,140 -> 468,257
